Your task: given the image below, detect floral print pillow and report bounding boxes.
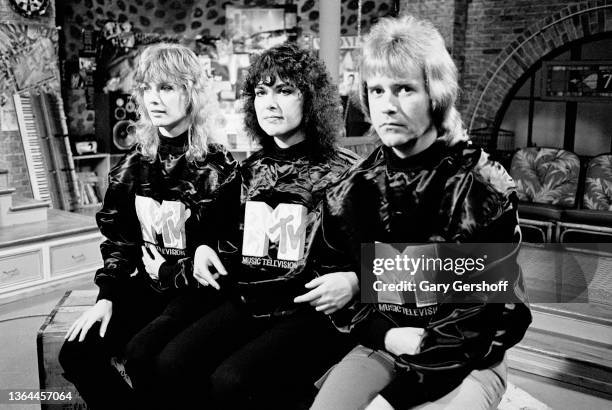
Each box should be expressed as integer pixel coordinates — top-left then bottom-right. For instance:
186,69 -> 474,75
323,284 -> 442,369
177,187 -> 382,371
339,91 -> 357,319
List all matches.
583,154 -> 612,211
510,147 -> 580,208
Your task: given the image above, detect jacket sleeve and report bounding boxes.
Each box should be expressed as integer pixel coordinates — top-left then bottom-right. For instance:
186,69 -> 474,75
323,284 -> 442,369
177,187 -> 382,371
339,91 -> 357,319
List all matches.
380,160 -> 532,409
158,148 -> 241,289
381,227 -> 531,408
315,171 -> 382,331
199,151 -> 242,249
382,291 -> 530,408
94,152 -> 142,302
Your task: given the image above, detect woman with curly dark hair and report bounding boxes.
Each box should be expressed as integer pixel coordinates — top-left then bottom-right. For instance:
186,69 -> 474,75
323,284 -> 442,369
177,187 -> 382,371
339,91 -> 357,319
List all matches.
240,42 -> 341,159
148,43 -> 361,409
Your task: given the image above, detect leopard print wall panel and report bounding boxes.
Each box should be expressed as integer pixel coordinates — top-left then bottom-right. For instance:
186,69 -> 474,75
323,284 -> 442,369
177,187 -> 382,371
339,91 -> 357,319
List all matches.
60,0 -> 395,60
60,0 -> 395,136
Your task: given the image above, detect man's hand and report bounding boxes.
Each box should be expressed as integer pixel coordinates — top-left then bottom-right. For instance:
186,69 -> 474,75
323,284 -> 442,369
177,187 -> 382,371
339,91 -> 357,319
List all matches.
65,299 -> 113,342
365,395 -> 394,410
384,327 -> 425,356
141,245 -> 165,280
293,271 -> 359,314
193,245 -> 227,290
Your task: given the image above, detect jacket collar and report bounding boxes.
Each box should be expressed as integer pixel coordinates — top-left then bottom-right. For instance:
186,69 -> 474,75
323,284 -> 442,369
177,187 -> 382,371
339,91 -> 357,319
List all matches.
264,139 -> 310,161
158,129 -> 189,149
383,139 -> 451,170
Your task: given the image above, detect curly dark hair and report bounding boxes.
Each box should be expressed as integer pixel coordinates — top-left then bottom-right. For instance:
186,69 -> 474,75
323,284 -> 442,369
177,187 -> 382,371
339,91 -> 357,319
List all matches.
241,43 -> 343,161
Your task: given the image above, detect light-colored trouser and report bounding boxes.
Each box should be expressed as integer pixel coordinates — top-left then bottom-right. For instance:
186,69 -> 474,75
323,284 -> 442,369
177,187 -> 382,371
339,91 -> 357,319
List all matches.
311,345 -> 507,410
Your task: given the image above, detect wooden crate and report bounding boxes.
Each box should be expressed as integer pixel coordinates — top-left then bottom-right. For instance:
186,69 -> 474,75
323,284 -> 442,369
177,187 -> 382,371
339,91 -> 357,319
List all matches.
37,290 -> 97,409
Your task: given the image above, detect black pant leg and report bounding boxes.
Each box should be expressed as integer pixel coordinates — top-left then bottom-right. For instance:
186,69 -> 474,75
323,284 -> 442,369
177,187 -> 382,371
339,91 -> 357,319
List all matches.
59,321 -> 137,410
124,287 -> 226,407
210,311 -> 353,410
58,277 -> 170,410
153,300 -> 265,408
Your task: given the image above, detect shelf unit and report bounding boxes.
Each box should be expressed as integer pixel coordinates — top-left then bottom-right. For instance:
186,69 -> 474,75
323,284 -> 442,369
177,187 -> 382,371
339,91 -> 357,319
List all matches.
72,154 -> 110,216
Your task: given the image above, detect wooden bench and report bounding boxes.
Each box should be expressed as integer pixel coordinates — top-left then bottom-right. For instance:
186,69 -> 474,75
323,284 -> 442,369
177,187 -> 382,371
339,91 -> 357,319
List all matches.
38,292 -> 547,409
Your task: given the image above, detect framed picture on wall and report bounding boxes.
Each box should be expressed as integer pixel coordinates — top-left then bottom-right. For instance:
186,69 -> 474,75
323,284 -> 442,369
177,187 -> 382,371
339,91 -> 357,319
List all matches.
542,61 -> 612,101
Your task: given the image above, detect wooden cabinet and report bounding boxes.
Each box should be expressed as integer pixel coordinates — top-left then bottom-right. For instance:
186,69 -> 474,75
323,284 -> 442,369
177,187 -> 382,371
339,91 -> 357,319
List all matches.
0,209 -> 102,304
49,236 -> 102,277
0,248 -> 43,288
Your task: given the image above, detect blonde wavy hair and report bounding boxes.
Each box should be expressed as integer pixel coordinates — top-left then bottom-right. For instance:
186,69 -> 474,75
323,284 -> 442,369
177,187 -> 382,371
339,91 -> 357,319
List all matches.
131,43 -> 221,161
359,15 -> 468,145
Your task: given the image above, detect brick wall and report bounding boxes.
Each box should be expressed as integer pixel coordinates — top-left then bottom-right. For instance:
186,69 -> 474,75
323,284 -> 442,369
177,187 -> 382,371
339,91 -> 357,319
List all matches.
399,0 -> 468,99
401,0 -> 457,49
0,131 -> 34,197
399,0 -> 612,130
462,0 -> 586,129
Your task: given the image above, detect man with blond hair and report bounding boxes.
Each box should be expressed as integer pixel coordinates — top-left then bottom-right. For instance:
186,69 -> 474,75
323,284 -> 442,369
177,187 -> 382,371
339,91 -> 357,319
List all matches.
311,15 -> 531,410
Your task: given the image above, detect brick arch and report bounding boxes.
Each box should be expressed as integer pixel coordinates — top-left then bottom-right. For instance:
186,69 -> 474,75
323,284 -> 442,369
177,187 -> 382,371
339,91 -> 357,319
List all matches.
466,1 -> 612,132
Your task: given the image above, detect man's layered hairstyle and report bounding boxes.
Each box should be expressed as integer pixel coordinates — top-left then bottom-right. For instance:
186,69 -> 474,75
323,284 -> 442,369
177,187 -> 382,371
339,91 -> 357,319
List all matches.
132,43 -> 221,161
359,15 -> 468,145
242,43 -> 343,160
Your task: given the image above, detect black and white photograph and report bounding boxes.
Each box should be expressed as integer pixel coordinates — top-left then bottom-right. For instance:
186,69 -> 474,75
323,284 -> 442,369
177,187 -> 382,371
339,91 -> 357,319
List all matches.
0,1 -> 612,409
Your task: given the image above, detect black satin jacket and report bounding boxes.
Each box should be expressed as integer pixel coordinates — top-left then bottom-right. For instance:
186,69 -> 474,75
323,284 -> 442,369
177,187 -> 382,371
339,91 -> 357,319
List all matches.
220,141 -> 360,317
94,144 -> 237,301
322,140 -> 532,408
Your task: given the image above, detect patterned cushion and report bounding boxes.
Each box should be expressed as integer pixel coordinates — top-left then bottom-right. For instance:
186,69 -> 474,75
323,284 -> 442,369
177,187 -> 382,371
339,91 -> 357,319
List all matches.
510,147 -> 580,208
583,154 -> 612,211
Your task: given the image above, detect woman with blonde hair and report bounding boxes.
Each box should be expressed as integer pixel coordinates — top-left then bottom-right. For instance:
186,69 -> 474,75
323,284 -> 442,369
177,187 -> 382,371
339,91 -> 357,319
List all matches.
59,43 -> 237,409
